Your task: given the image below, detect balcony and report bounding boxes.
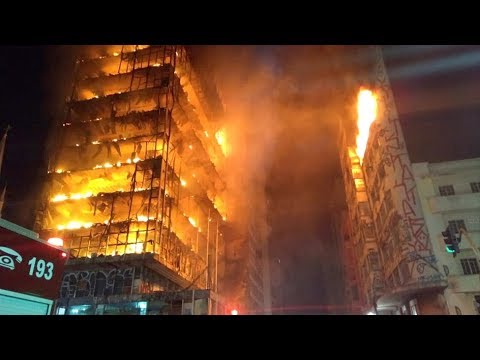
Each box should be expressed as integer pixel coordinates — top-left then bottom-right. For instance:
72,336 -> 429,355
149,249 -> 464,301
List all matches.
377,276 -> 448,308
428,193 -> 480,213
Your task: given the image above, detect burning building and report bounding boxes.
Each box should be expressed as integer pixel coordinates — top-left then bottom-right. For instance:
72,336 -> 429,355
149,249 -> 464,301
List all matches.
33,45 -> 243,315
335,46 -> 450,314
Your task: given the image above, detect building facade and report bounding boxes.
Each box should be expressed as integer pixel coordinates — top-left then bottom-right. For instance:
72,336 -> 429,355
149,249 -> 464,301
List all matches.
413,158 -> 480,315
336,118 -> 385,313
33,45 -> 269,315
336,46 -> 451,315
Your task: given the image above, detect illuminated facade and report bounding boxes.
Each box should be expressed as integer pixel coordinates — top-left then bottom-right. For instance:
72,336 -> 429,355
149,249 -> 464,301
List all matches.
34,45 -> 233,315
336,120 -> 384,313
337,46 -> 450,314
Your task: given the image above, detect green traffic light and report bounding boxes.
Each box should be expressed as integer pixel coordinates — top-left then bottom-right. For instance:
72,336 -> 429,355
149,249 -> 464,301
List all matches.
446,246 -> 455,253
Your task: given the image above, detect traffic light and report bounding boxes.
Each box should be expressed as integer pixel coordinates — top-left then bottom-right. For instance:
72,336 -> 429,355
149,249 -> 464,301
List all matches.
442,227 -> 461,257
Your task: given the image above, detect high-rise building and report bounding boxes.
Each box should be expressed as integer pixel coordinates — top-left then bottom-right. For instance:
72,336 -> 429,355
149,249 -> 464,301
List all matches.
329,177 -> 361,314
33,45 -> 269,315
335,46 -> 456,315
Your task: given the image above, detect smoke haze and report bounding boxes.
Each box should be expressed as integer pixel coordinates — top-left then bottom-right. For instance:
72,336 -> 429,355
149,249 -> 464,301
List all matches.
197,45 -> 348,311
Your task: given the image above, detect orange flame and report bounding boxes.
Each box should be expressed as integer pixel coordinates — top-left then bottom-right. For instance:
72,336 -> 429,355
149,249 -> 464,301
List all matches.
356,88 -> 377,163
215,129 -> 229,157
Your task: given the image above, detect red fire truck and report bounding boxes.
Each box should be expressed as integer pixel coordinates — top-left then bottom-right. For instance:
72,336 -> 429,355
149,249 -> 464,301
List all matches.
0,218 -> 68,315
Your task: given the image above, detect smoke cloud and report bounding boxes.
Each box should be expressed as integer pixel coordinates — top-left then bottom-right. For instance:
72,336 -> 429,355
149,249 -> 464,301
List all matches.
199,46 -> 356,311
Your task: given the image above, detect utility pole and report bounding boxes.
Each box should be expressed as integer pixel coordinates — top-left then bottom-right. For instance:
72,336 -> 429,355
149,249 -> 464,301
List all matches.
0,125 -> 11,218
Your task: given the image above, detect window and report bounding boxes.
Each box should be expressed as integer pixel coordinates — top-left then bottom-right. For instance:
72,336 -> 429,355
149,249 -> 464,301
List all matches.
448,220 -> 466,234
461,258 -> 480,275
354,178 -> 366,192
352,164 -> 362,178
363,222 -> 375,239
471,182 -> 480,193
358,202 -> 371,217
368,251 -> 380,271
439,185 -> 455,196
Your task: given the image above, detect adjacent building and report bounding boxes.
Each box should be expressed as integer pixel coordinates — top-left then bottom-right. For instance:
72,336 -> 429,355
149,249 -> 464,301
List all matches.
336,46 -> 478,314
413,158 -> 480,315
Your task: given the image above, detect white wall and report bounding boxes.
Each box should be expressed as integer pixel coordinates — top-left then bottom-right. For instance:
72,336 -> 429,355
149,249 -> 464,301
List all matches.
413,158 -> 480,315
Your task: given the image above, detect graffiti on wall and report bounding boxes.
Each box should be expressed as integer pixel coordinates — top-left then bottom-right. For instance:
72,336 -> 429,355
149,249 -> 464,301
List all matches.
60,267 -> 135,298
372,46 -> 440,284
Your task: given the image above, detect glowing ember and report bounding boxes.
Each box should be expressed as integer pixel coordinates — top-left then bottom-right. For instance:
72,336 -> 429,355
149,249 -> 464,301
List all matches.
188,217 -> 197,227
180,179 -> 187,187
215,129 -> 229,156
57,221 -> 93,230
134,243 -> 143,253
356,88 -> 377,163
52,194 -> 68,202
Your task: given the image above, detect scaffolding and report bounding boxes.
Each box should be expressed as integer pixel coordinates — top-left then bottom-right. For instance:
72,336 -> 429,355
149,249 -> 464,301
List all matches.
36,45 -> 227,293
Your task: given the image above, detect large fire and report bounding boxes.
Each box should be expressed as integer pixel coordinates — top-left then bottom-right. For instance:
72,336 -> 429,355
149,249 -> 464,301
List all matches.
355,88 -> 377,163
41,46 -> 232,290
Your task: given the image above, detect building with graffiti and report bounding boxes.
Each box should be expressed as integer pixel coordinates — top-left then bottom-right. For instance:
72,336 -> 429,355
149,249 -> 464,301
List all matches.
335,46 -> 449,314
334,44 -> 480,314
33,45 -> 272,315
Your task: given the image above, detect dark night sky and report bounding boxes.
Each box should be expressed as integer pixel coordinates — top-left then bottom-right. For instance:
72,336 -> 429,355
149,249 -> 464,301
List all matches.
383,45 -> 480,163
0,46 -> 49,226
1,45 -> 480,314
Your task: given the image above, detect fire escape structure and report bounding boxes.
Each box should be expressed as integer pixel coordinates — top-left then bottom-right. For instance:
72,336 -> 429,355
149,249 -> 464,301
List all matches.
35,45 -> 229,315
